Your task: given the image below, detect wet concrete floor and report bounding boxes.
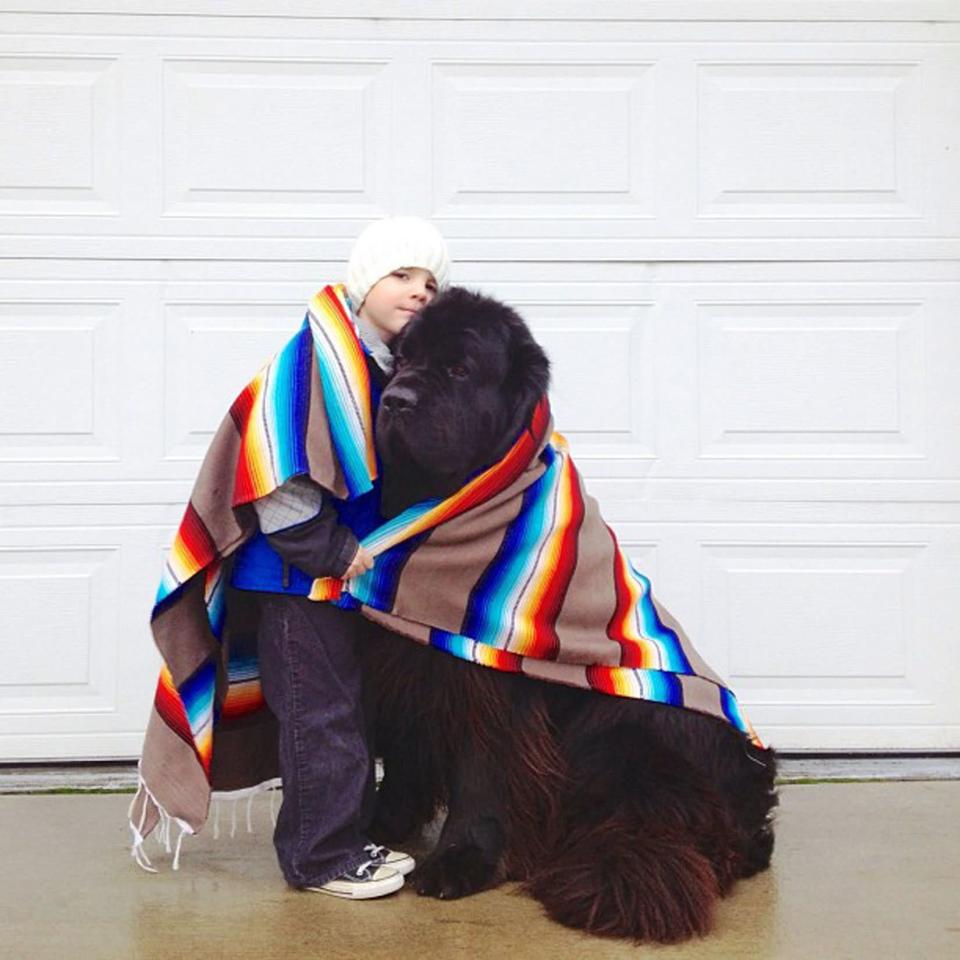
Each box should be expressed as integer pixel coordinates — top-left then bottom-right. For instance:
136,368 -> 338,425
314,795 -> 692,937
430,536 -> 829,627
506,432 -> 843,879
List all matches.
1,781 -> 958,960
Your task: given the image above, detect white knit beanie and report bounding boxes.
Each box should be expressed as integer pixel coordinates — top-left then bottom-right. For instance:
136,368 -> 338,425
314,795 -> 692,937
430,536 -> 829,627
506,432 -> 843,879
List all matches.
346,216 -> 450,308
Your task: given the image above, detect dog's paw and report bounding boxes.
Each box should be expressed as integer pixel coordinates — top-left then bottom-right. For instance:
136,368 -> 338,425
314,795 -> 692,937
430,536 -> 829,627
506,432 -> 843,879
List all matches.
414,843 -> 496,900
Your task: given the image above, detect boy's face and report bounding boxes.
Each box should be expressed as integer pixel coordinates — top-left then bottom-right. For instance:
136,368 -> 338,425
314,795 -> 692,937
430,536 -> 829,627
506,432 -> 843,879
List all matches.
358,267 -> 438,342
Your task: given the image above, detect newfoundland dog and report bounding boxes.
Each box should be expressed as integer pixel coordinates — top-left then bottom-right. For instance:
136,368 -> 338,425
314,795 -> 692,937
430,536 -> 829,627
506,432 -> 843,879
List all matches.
363,286 -> 777,944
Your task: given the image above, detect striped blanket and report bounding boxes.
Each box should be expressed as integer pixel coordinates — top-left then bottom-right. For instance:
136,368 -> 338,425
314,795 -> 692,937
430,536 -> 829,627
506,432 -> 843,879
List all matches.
129,283 -> 760,871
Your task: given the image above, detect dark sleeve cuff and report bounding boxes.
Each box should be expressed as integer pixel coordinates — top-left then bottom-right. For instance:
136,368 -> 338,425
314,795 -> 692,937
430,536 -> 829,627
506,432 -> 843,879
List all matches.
264,500 -> 359,580
328,524 -> 360,579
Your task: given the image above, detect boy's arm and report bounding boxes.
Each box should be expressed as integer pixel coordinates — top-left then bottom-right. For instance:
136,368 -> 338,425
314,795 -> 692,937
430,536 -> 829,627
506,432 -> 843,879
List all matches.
253,474 -> 359,580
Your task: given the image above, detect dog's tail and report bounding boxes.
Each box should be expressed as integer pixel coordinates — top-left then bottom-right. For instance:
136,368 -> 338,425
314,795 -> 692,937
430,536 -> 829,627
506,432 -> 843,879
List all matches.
525,814 -> 720,943
524,725 -> 742,943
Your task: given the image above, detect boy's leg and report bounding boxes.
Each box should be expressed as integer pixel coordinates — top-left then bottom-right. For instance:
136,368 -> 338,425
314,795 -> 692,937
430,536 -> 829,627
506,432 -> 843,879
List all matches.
256,593 -> 378,888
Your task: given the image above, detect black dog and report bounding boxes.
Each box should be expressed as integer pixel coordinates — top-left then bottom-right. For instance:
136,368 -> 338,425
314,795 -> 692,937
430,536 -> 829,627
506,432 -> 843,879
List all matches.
364,287 -> 778,943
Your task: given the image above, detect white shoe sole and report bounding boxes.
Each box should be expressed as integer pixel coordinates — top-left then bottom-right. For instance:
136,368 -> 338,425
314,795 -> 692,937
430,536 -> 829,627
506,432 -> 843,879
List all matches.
304,871 -> 404,900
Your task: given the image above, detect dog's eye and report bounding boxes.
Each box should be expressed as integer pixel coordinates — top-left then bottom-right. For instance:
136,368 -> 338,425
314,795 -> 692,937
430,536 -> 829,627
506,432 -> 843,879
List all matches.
447,363 -> 469,380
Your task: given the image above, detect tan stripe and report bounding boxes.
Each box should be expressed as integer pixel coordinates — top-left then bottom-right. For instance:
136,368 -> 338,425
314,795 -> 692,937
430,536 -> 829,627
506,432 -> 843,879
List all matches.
389,457 -> 548,633
521,657 -> 590,690
151,576 -> 217,684
551,484 -> 623,667
305,348 -> 348,499
140,705 -> 212,833
677,674 -> 726,724
190,413 -> 250,553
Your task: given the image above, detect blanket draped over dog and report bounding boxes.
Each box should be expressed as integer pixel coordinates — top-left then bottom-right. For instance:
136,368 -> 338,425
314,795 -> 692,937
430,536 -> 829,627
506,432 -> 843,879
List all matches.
129,283 -> 761,871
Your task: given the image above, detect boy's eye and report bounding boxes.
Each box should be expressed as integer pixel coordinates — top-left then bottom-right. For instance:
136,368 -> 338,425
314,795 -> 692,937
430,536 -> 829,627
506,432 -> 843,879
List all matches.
447,363 -> 469,379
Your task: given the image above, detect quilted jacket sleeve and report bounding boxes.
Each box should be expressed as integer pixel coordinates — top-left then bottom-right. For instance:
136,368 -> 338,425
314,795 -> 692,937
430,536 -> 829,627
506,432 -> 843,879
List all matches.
252,475 -> 359,580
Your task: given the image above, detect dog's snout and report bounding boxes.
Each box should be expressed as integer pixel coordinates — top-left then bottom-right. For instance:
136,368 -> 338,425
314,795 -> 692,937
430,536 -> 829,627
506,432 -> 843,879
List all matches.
382,385 -> 418,414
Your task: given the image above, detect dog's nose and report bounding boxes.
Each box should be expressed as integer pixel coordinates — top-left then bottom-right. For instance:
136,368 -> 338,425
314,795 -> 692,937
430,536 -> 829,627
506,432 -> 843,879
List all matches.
381,386 -> 418,413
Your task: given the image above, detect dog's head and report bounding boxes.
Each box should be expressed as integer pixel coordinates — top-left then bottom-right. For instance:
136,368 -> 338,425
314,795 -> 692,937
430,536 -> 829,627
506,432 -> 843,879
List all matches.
376,286 -> 549,514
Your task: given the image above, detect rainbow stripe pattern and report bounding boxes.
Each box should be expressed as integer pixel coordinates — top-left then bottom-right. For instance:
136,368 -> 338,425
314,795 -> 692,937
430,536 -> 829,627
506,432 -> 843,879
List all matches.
150,282 -> 761,785
314,405 -> 756,744
151,284 -> 375,775
458,436 -> 584,659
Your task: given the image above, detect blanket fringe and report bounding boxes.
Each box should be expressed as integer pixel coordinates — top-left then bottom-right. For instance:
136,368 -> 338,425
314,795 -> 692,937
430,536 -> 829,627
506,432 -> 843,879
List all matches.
127,765 -> 195,874
210,778 -> 282,840
129,767 -> 282,873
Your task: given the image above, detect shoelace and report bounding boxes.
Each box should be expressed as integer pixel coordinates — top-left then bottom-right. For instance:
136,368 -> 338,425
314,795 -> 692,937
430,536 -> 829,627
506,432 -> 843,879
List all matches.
363,843 -> 386,860
352,843 -> 389,877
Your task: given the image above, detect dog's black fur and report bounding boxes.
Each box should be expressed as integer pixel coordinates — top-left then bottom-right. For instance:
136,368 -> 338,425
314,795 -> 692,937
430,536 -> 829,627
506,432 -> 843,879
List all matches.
364,287 -> 777,943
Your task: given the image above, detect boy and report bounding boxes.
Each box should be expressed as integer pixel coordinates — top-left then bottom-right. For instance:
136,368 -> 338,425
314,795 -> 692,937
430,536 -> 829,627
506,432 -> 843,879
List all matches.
229,217 -> 450,898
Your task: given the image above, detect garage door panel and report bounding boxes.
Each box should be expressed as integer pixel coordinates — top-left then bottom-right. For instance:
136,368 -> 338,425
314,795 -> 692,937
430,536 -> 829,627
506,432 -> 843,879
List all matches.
430,60 -> 656,218
0,28 -> 957,258
678,286 -> 955,478
162,57 -> 397,219
498,280 -> 958,481
1,274 -> 956,484
695,300 -> 926,462
0,523 -> 168,761
0,297 -> 124,464
696,61 -> 923,220
0,54 -> 122,216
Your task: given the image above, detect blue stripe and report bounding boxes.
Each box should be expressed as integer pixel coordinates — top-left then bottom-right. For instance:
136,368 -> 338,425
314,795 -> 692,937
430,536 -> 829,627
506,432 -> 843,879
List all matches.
720,686 -> 750,735
429,629 -> 475,662
349,528 -> 431,610
642,669 -> 683,707
267,324 -> 307,483
632,568 -> 694,675
461,445 -> 558,647
311,314 -> 372,499
207,571 -> 226,641
227,655 -> 260,683
180,660 -> 216,734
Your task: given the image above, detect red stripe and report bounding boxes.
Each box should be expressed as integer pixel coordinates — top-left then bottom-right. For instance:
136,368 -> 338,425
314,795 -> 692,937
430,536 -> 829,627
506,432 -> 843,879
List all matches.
230,383 -> 257,504
154,674 -> 193,746
456,396 -> 551,514
178,502 -> 217,571
585,664 -> 619,695
604,524 -> 647,667
221,683 -> 265,720
485,648 -> 524,672
229,381 -> 254,430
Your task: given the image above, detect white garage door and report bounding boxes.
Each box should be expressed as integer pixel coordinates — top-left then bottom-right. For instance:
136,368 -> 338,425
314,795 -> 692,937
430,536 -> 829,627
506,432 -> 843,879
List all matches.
1,1 -> 958,759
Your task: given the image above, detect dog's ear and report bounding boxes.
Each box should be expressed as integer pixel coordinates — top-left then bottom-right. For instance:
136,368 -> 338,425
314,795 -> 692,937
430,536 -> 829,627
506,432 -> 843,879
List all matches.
507,316 -> 550,414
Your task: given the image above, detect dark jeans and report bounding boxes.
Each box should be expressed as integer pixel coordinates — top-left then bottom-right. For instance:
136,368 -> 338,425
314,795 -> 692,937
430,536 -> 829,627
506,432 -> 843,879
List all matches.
256,593 -> 377,887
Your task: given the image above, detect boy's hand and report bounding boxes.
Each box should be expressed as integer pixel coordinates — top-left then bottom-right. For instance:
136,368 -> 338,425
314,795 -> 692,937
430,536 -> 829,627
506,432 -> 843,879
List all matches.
342,544 -> 374,580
